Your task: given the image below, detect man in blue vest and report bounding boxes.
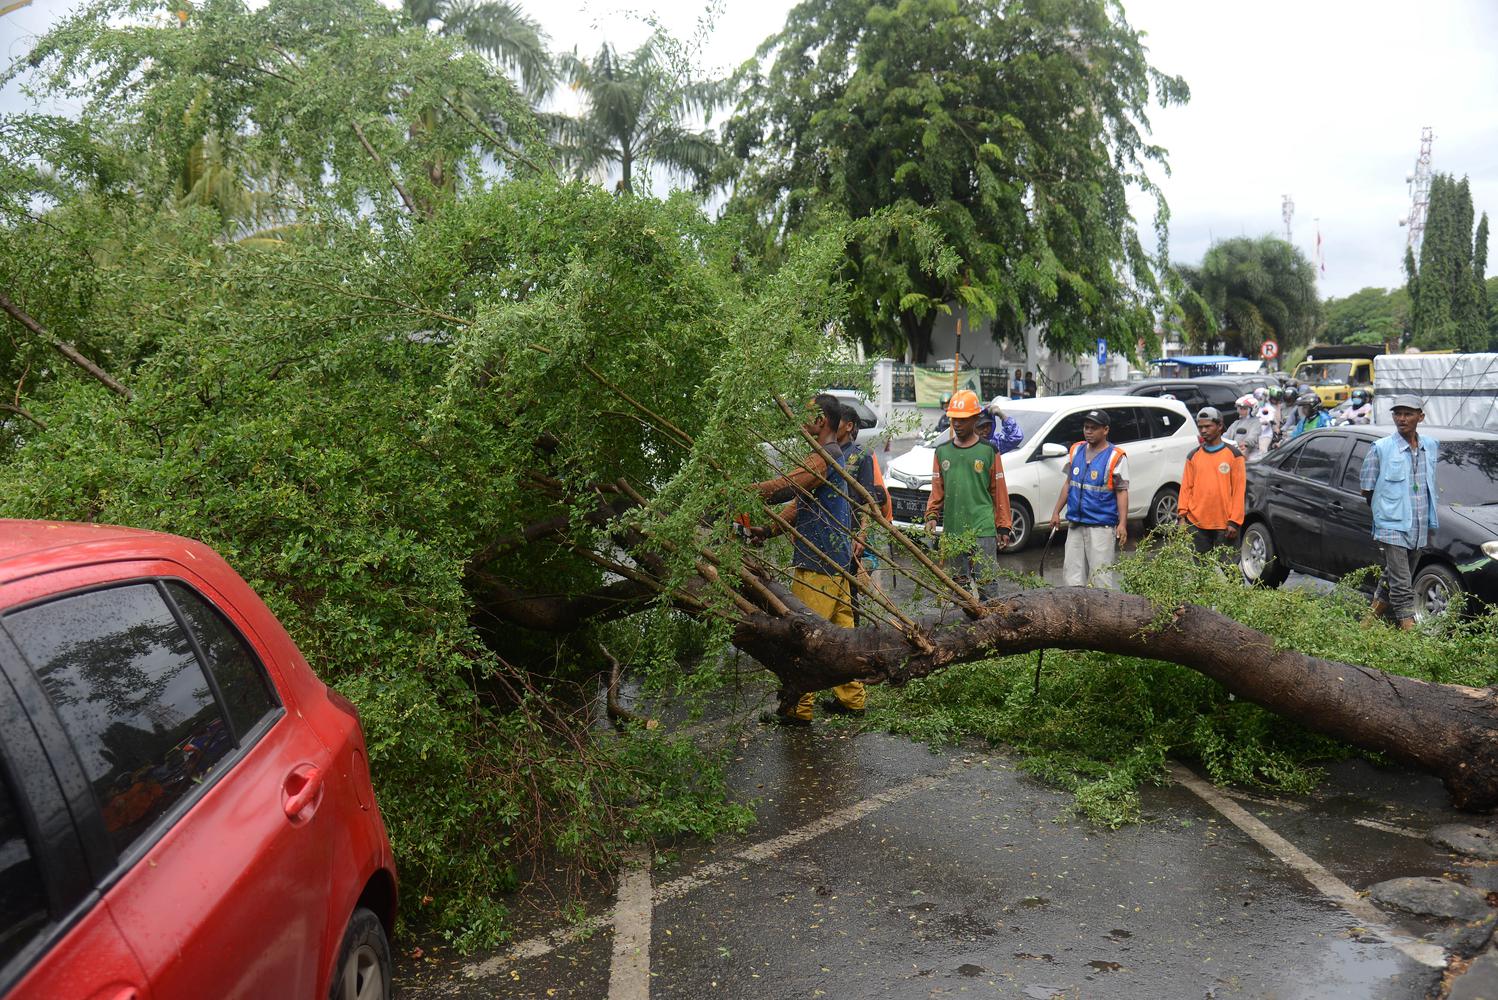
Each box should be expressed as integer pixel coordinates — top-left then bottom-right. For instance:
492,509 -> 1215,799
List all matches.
749,394 -> 861,723
1047,409 -> 1130,589
1359,394 -> 1439,630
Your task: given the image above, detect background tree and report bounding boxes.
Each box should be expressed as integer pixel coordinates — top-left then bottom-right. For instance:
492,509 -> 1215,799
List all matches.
1407,172 -> 1490,351
719,0 -> 1188,361
1174,236 -> 1321,355
1319,285 -> 1411,348
553,35 -> 725,194
401,0 -> 553,96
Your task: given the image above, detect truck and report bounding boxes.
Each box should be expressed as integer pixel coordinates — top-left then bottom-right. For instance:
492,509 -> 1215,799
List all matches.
1293,343 -> 1382,406
1373,352 -> 1498,430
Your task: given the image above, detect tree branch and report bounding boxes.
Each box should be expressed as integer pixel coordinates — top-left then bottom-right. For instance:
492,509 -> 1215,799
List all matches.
0,290 -> 132,400
351,120 -> 421,217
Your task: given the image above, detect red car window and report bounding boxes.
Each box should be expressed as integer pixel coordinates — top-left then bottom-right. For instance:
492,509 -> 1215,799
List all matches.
4,583 -> 234,857
165,582 -> 278,740
0,766 -> 47,966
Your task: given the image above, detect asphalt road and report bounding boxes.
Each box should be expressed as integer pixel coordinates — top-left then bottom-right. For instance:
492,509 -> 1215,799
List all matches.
399,718 -> 1484,1000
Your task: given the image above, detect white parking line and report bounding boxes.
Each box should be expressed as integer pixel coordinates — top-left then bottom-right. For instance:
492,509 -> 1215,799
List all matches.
607,848 -> 653,1000
460,759 -> 972,984
1170,763 -> 1446,969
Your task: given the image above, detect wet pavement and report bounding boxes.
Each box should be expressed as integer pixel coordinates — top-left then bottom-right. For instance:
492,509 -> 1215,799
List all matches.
396,526 -> 1432,998
398,722 -> 1487,999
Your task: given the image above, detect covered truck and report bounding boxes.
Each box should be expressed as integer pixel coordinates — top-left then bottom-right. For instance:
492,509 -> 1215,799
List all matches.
1373,353 -> 1498,430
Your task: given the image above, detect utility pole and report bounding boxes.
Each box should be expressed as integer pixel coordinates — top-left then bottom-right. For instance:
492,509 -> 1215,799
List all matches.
1281,194 -> 1294,246
1399,126 -> 1434,258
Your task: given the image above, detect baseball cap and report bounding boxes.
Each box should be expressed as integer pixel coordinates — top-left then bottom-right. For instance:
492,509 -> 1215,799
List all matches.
1196,406 -> 1224,424
1081,409 -> 1110,426
1390,394 -> 1424,412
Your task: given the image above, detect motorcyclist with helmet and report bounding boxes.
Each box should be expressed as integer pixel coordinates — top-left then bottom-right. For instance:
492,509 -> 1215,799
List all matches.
1342,389 -> 1373,425
1290,390 -> 1332,438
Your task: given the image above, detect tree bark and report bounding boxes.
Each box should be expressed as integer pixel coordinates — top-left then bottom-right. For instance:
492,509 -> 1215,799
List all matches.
730,585 -> 1498,811
0,290 -> 133,400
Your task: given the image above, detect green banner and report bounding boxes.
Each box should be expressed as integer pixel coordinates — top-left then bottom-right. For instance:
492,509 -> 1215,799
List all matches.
913,366 -> 981,408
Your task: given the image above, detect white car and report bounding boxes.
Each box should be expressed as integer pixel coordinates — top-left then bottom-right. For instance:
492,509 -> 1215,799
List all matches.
884,395 -> 1198,549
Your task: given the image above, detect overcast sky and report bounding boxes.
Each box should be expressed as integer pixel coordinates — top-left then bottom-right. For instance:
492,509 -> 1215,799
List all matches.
5,0 -> 1497,299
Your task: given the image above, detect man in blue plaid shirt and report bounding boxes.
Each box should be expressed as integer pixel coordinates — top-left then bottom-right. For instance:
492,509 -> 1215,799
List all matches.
1359,394 -> 1439,629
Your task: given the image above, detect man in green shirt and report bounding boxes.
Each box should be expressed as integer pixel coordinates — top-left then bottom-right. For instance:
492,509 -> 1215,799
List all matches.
924,389 -> 1013,600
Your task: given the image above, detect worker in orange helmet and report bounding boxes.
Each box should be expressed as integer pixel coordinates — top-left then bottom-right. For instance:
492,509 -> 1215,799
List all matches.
924,389 -> 1012,601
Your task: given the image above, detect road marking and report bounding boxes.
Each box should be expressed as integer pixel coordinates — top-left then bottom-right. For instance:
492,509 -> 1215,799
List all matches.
461,759 -> 971,982
1224,789 -> 1307,812
1351,817 -> 1425,839
607,847 -> 653,1000
1170,762 -> 1446,969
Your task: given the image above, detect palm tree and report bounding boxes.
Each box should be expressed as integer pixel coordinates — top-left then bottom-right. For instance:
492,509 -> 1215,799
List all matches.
1175,237 -> 1322,355
402,0 -> 553,98
554,35 -> 723,195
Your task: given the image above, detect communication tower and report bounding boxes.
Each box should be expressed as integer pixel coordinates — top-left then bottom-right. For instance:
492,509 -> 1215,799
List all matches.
1281,194 -> 1294,245
1399,127 -> 1434,257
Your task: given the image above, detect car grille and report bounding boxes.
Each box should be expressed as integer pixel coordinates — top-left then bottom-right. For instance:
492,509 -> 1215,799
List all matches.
888,486 -> 928,523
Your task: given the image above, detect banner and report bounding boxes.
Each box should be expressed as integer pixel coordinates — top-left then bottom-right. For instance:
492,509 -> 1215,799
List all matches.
913,366 -> 981,408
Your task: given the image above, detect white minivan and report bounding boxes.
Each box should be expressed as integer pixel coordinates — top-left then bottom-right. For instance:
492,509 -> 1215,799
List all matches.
884,395 -> 1198,549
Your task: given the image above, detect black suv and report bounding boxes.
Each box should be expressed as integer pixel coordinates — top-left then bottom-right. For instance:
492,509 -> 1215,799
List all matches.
1074,376 -> 1277,415
1238,425 -> 1498,617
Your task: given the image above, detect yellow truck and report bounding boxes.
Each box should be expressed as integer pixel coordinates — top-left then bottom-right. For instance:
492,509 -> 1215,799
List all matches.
1293,344 -> 1380,406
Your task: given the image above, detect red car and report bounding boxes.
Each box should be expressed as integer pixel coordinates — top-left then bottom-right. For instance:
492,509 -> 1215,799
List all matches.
0,520 -> 396,999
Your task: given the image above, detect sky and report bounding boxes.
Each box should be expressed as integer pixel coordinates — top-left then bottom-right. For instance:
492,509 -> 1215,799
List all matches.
5,0 -> 1497,300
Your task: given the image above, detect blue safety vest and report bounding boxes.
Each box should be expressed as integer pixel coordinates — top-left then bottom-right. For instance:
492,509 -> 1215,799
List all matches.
793,445 -> 853,574
1065,442 -> 1125,527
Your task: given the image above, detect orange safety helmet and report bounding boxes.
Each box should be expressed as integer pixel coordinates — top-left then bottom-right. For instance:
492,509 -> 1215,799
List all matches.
945,389 -> 983,418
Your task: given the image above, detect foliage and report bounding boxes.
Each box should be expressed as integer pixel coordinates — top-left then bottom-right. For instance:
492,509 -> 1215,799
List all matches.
552,34 -> 726,195
402,0 -> 554,97
1173,236 -> 1322,356
1320,285 -> 1411,348
1407,173 -> 1490,352
862,533 -> 1498,827
718,0 -> 1189,361
1,1 -> 849,943
9,0 -> 543,222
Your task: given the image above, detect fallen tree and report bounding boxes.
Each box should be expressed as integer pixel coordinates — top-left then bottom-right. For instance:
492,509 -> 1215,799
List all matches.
4,4 -> 1492,945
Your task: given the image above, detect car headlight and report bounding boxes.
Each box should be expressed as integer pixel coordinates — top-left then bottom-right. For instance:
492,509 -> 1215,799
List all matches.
1482,541 -> 1498,559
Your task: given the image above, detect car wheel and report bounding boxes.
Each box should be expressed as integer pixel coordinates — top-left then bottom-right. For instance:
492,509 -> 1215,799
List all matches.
1239,521 -> 1289,588
1146,485 -> 1179,531
329,907 -> 391,1000
1413,563 -> 1463,620
1006,498 -> 1034,551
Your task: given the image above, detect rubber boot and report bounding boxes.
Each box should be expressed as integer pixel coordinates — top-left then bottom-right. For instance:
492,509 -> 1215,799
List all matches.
1367,598 -> 1390,620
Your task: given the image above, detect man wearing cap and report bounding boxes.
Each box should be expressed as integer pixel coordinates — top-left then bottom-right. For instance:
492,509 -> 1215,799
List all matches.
1048,410 -> 1130,588
925,389 -> 1012,600
749,393 -> 862,722
1359,394 -> 1440,630
1177,407 -> 1246,554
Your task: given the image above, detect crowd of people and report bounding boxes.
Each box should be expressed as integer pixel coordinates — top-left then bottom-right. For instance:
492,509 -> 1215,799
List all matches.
1222,383 -> 1373,463
746,387 -> 1433,725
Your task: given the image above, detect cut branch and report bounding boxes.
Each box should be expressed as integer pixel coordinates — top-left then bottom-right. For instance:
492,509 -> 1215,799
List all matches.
0,290 -> 132,400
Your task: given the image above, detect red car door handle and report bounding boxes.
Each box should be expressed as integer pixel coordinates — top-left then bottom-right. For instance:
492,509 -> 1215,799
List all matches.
109,989 -> 139,1000
283,766 -> 324,821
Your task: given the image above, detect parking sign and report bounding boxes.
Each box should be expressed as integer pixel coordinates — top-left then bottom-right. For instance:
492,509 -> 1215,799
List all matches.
1097,337 -> 1108,367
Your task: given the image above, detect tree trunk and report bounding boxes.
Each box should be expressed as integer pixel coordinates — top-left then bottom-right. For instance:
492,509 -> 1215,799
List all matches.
731,585 -> 1498,812
902,310 -> 936,363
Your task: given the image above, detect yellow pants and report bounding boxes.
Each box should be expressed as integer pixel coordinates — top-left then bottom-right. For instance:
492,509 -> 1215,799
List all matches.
789,568 -> 865,720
